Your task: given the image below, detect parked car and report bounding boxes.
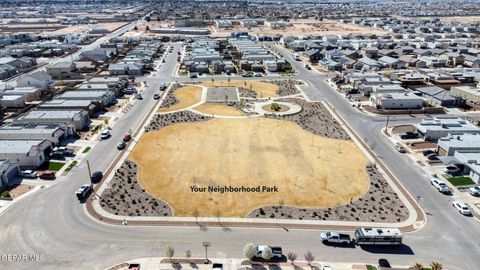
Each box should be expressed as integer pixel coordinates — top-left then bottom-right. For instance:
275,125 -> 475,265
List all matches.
39,171 -> 56,180
468,186 -> 480,196
90,171 -> 103,183
100,130 -> 111,140
452,201 -> 471,215
443,166 -> 461,175
76,184 -> 92,200
49,150 -> 65,159
305,63 -> 311,70
123,134 -> 132,142
21,170 -> 37,179
153,93 -> 160,100
254,72 -> 263,77
320,231 -> 351,244
430,178 -> 450,194
135,93 -> 143,100
242,71 -> 253,77
422,149 -> 435,156
159,83 -> 167,91
378,259 -> 391,268
426,153 -> 439,161
394,143 -> 406,153
189,72 -> 198,78
212,263 -> 223,270
117,142 -> 126,150
400,131 -> 419,140
321,266 -> 332,270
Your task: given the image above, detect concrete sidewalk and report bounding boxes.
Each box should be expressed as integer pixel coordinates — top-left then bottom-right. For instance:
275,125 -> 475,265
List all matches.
106,257 -> 413,270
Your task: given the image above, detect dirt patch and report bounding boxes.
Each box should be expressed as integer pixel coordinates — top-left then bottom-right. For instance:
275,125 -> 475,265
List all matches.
410,141 -> 437,150
100,160 -> 173,217
130,117 -> 369,217
9,184 -> 34,199
247,164 -> 409,223
193,103 -> 245,116
266,99 -> 350,140
158,85 -> 203,112
391,125 -> 417,134
202,80 -> 278,98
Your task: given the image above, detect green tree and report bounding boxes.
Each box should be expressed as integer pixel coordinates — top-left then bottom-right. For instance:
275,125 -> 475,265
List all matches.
304,251 -> 315,266
287,252 -> 297,265
185,249 -> 192,262
146,25 -> 150,31
145,16 -> 151,22
133,26 -> 138,31
166,246 -> 175,262
227,77 -> 231,86
412,263 -> 423,270
430,262 -> 443,270
261,246 -> 273,260
243,243 -> 256,260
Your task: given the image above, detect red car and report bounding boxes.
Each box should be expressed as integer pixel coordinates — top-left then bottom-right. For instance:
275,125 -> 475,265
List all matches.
123,134 -> 132,142
39,171 -> 56,180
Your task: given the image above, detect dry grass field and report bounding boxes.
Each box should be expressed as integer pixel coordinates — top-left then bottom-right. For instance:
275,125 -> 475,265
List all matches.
193,103 -> 245,116
130,117 -> 369,217
202,80 -> 278,98
158,85 -> 203,112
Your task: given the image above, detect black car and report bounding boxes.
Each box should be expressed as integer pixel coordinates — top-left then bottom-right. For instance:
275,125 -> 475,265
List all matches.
427,153 -> 439,160
400,131 -> 419,140
117,142 -> 126,150
378,258 -> 391,268
90,171 -> 103,183
153,93 -> 160,100
423,149 -> 435,156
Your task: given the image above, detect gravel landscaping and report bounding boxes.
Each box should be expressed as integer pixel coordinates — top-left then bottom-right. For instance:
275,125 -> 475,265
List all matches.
246,164 -> 409,223
146,111 -> 212,131
158,83 -> 182,109
100,159 -> 173,217
238,87 -> 258,98
269,79 -> 301,96
265,98 -> 350,140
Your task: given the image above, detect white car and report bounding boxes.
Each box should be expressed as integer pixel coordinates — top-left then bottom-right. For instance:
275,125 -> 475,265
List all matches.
100,130 -> 111,140
468,186 -> 480,196
394,143 -> 406,153
452,201 -> 471,216
21,170 -> 37,179
430,178 -> 450,194
321,266 -> 333,270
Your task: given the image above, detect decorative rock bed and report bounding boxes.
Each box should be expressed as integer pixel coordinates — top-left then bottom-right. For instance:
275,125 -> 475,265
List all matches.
100,160 -> 173,217
238,87 -> 258,99
146,111 -> 212,131
246,164 -> 409,223
268,79 -> 302,96
265,98 -> 350,140
158,83 -> 182,109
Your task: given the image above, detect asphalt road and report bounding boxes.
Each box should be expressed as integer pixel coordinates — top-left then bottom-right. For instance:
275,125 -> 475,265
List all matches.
0,41 -> 479,270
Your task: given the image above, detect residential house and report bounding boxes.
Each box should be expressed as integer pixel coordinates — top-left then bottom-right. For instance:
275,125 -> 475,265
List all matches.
415,117 -> 480,140
371,92 -> 423,109
0,139 -> 52,168
0,159 -> 20,191
0,124 -> 70,145
13,109 -> 90,130
46,62 -> 79,79
16,71 -> 53,90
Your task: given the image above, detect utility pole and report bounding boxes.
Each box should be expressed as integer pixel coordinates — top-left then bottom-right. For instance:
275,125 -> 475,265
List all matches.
202,241 -> 210,264
385,114 -> 390,132
86,160 -> 92,185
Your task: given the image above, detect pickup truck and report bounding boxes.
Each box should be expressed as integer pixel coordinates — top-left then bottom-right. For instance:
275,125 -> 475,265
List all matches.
320,231 -> 352,244
254,245 -> 283,259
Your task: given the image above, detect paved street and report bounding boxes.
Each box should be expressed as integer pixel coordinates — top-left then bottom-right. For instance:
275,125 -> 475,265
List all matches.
0,38 -> 479,270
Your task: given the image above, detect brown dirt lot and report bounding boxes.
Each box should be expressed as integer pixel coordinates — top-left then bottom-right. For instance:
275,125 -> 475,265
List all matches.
130,117 -> 369,217
158,85 -> 203,112
202,81 -> 278,98
193,103 -> 245,116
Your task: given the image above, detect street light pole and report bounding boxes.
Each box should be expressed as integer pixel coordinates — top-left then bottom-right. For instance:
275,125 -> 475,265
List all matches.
202,241 -> 210,264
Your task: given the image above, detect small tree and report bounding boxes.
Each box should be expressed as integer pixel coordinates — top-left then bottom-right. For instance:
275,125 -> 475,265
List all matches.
133,26 -> 138,31
211,78 -> 215,84
166,246 -> 175,262
103,118 -> 109,128
287,252 -> 297,265
243,243 -> 256,260
412,263 -> 423,270
146,25 -> 150,31
185,249 -> 192,262
261,246 -> 273,260
227,77 -> 231,86
430,262 -> 443,270
304,251 -> 315,266
145,16 -> 151,22
224,94 -> 229,104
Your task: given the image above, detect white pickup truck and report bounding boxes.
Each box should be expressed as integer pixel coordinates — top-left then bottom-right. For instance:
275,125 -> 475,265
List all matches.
320,231 -> 352,244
